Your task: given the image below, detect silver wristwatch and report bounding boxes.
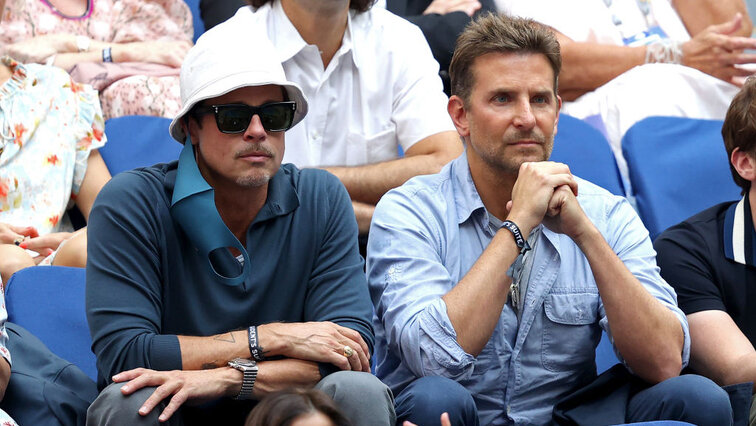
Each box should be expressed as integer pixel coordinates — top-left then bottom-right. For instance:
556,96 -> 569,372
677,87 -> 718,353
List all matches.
228,358 -> 258,400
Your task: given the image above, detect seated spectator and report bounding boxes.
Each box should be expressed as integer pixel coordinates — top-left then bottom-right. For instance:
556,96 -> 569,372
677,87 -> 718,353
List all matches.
497,0 -> 756,187
384,0 -> 497,94
0,0 -> 193,119
0,53 -> 109,282
655,76 -> 756,425
220,0 -> 462,237
85,27 -> 393,426
245,388 -> 351,426
367,13 -> 732,425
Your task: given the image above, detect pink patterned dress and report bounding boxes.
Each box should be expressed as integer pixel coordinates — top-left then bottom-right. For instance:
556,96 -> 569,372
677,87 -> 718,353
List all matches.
0,0 -> 193,119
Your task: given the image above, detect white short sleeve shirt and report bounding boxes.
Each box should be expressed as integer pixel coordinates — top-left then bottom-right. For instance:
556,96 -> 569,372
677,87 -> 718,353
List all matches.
227,2 -> 455,168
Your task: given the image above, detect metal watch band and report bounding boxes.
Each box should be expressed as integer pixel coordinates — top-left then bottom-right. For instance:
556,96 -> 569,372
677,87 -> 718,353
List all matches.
247,326 -> 265,361
235,367 -> 257,400
501,220 -> 531,255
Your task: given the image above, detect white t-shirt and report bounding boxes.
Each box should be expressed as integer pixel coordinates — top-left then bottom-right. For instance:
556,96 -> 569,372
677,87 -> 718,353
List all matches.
226,2 -> 455,168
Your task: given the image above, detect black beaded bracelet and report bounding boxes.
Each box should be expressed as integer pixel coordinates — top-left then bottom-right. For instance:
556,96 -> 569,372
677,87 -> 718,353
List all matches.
501,220 -> 531,255
247,325 -> 265,361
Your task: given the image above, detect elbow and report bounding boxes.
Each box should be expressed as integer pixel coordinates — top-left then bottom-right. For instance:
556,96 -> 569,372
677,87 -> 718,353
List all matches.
428,141 -> 463,172
639,353 -> 683,384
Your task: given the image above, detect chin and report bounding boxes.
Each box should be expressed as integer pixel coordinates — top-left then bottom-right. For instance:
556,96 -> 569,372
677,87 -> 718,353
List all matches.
235,173 -> 272,188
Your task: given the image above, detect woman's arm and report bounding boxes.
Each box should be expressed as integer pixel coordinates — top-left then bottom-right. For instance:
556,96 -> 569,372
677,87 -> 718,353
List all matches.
76,150 -> 111,222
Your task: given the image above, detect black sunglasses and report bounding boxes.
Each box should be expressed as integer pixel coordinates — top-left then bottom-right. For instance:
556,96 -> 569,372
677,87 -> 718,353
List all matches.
192,101 -> 297,133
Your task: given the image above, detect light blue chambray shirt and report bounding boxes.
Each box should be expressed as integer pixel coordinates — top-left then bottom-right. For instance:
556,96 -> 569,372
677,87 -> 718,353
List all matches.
366,152 -> 690,426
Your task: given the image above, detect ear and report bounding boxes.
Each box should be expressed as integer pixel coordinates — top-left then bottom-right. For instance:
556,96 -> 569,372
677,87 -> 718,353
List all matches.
731,147 -> 756,182
553,95 -> 562,136
448,95 -> 470,140
184,117 -> 201,147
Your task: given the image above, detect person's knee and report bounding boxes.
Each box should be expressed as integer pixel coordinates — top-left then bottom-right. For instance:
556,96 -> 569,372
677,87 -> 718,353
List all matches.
396,376 -> 478,426
87,382 -> 161,426
316,371 -> 395,426
0,245 -> 34,284
642,375 -> 732,425
53,231 -> 87,268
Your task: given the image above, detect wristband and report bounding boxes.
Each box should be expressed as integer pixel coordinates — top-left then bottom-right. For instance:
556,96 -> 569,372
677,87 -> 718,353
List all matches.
102,47 -> 113,63
247,326 -> 265,361
501,220 -> 531,255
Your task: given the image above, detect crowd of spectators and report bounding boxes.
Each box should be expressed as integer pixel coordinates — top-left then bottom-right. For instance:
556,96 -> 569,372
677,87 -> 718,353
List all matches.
1,0 -> 756,425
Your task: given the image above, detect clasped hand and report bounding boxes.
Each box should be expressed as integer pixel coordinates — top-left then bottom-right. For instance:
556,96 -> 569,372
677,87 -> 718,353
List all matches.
506,161 -> 592,240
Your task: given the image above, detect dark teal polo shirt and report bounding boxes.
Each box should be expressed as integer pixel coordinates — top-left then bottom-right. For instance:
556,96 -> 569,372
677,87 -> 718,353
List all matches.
86,162 -> 374,390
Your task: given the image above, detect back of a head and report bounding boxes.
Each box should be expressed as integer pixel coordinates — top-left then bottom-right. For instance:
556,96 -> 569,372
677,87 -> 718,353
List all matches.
245,388 -> 352,426
449,12 -> 561,104
722,76 -> 756,194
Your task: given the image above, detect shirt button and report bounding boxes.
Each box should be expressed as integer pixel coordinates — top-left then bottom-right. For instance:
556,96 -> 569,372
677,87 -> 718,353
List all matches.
311,131 -> 320,140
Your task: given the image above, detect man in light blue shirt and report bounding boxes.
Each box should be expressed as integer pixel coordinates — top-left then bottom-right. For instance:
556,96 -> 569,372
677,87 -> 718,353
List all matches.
367,13 -> 732,426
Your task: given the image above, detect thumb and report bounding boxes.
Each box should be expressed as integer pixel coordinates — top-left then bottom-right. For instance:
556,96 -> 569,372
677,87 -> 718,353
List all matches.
710,12 -> 743,36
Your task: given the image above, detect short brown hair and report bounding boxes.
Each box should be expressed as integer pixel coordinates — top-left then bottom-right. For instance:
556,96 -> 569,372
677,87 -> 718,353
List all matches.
246,0 -> 373,13
721,76 -> 756,194
449,13 -> 561,105
245,388 -> 352,426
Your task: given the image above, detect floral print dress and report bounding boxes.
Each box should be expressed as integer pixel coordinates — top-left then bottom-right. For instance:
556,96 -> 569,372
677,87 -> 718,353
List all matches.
0,57 -> 106,238
0,0 -> 193,119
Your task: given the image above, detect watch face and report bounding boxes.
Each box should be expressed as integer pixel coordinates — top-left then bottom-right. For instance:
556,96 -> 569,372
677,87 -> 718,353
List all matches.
230,358 -> 256,368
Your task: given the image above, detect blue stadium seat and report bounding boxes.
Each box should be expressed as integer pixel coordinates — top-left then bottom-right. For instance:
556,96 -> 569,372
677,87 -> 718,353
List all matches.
622,117 -> 741,239
5,266 -> 96,381
101,115 -> 182,175
595,331 -> 619,374
552,114 -> 625,196
184,0 -> 205,42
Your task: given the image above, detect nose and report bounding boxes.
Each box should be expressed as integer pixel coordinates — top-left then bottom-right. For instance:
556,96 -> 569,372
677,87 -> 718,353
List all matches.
242,114 -> 267,141
512,99 -> 536,130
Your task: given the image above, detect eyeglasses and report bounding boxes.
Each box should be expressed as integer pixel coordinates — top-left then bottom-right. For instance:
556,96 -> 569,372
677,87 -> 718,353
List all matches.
192,101 -> 297,133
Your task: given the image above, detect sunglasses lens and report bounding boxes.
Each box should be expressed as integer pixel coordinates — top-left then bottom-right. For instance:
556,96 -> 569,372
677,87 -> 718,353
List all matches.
216,107 -> 252,133
259,104 -> 295,132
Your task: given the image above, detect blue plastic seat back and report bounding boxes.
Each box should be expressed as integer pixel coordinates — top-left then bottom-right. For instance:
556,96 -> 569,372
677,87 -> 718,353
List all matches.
184,0 -> 205,42
595,331 -> 619,374
552,114 -> 625,196
101,115 -> 182,176
622,117 -> 741,239
5,266 -> 96,381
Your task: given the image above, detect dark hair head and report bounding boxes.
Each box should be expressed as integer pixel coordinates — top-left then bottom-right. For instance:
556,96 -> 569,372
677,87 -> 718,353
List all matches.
246,0 -> 373,13
722,76 -> 756,195
245,388 -> 352,426
449,13 -> 561,105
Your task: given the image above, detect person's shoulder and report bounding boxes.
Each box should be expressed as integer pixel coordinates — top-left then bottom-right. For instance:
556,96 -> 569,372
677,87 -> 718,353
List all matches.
656,201 -> 734,247
98,162 -> 177,206
378,163 -> 454,217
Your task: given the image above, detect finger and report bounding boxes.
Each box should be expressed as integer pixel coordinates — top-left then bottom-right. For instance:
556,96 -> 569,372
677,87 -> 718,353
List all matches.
506,200 -> 513,212
7,225 -> 38,238
544,173 -> 578,196
158,390 -> 188,422
20,235 -> 61,251
709,12 -> 743,36
721,52 -> 756,66
114,368 -> 148,383
717,36 -> 756,53
441,412 -> 451,426
139,381 -> 181,417
337,326 -> 370,359
343,345 -> 363,372
403,422 -> 418,426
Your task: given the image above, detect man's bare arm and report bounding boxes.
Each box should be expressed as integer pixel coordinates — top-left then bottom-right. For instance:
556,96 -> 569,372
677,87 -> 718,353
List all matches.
556,14 -> 756,101
687,310 -> 756,391
177,322 -> 370,372
547,186 -> 683,383
325,131 -> 462,205
674,0 -> 752,37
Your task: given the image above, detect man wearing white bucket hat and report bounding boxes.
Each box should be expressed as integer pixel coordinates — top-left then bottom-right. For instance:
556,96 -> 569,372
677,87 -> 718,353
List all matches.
84,27 -> 394,425
221,0 -> 463,239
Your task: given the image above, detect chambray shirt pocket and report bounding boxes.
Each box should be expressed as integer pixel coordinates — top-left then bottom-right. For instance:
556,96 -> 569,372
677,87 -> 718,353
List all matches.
541,290 -> 600,372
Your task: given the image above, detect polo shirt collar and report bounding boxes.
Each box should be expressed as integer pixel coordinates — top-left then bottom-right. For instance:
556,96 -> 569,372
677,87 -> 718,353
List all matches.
723,192 -> 756,267
253,166 -> 300,224
269,0 -> 358,69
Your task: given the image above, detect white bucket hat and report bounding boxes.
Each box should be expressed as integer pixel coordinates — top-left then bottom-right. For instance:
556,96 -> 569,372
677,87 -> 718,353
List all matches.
169,23 -> 308,143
